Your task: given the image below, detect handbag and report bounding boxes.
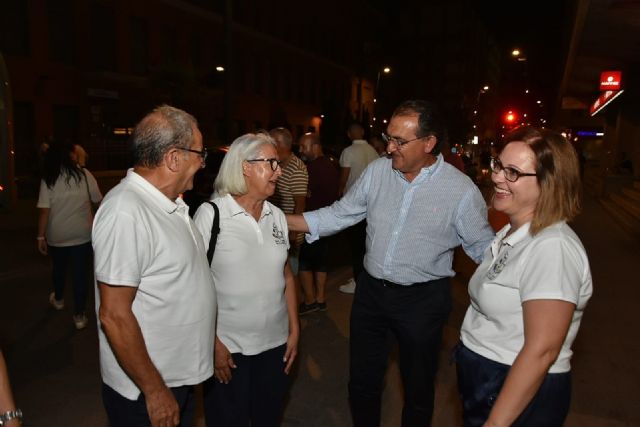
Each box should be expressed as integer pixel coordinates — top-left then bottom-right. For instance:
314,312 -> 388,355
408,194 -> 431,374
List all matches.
81,169 -> 98,214
206,201 -> 220,266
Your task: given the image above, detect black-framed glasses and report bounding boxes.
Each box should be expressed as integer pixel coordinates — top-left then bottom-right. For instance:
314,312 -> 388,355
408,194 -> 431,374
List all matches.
381,132 -> 430,148
246,158 -> 282,171
490,157 -> 537,182
178,147 -> 208,161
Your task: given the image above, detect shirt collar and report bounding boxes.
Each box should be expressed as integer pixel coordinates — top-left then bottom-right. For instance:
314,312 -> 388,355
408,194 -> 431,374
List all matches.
126,169 -> 181,214
496,221 -> 532,247
225,193 -> 274,220
392,153 -> 443,183
352,139 -> 368,145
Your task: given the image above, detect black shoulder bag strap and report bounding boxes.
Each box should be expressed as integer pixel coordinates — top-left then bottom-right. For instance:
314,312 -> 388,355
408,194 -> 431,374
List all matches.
206,201 -> 220,266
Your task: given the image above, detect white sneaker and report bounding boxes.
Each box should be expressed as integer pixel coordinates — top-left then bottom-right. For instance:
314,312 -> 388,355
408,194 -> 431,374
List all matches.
73,314 -> 88,330
49,292 -> 64,310
339,278 -> 356,294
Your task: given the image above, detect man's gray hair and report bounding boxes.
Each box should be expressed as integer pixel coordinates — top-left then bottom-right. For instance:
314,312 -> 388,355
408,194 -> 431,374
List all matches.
269,127 -> 293,149
131,105 -> 198,167
214,132 -> 276,196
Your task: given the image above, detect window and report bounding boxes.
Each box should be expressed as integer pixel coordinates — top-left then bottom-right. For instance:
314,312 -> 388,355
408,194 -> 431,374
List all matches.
269,62 -> 279,99
53,105 -> 80,143
47,0 -> 75,63
190,33 -> 202,69
90,2 -> 116,71
0,0 -> 29,55
161,25 -> 178,66
130,17 -> 149,75
12,102 -> 35,178
254,61 -> 263,96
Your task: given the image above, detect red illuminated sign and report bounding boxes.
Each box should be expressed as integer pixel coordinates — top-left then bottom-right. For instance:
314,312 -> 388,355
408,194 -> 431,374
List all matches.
590,90 -> 624,116
599,71 -> 622,91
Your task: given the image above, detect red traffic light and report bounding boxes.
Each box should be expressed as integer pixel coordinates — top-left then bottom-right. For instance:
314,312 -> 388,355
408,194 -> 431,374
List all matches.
503,110 -> 518,125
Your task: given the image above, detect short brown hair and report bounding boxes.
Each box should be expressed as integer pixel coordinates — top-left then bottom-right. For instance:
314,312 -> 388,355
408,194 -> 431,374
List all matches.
502,126 -> 581,235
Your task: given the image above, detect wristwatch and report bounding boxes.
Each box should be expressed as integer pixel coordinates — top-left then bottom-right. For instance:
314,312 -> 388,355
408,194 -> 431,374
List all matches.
0,409 -> 22,425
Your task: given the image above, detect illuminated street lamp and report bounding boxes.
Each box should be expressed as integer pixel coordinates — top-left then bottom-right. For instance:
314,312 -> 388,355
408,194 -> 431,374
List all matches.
376,66 -> 391,95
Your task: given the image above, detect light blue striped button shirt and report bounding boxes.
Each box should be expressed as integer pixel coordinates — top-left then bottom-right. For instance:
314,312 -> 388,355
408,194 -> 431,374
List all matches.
303,154 -> 495,285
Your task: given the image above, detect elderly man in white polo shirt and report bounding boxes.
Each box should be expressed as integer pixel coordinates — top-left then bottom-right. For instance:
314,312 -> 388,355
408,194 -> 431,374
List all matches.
92,105 -> 216,427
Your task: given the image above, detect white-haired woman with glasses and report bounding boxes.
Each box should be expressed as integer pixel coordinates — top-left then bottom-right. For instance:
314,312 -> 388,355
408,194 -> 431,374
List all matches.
455,126 -> 593,427
193,132 -> 298,426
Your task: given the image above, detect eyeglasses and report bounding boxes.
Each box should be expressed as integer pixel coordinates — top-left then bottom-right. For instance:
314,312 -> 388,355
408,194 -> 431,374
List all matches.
490,157 -> 537,182
246,158 -> 282,171
178,147 -> 208,161
381,132 -> 430,148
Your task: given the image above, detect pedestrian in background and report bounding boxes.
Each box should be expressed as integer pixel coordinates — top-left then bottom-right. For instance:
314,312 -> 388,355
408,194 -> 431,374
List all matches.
93,105 -> 216,426
297,132 -> 339,315
37,142 -> 102,330
193,132 -> 298,426
368,134 -> 387,157
337,121 -> 379,294
287,100 -> 494,426
456,126 -> 592,427
269,127 -> 308,287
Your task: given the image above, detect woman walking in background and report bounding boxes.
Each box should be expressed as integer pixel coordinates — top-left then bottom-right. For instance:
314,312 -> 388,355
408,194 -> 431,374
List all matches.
37,142 -> 102,330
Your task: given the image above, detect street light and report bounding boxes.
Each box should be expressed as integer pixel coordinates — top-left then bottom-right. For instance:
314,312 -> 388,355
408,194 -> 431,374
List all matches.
375,66 -> 391,95
373,67 -> 391,128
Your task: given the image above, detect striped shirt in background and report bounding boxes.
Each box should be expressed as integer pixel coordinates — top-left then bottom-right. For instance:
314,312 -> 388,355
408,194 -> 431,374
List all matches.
269,154 -> 308,245
304,154 -> 494,285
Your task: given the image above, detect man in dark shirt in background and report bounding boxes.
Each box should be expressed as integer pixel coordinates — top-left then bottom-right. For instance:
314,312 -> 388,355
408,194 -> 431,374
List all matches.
297,133 -> 340,314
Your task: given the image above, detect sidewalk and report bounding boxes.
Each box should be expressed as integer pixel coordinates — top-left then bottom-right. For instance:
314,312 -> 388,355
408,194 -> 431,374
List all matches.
0,188 -> 638,426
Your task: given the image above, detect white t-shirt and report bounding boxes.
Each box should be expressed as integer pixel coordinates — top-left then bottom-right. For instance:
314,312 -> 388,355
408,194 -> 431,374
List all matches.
339,140 -> 379,193
461,221 -> 593,373
93,169 -> 216,400
37,169 -> 102,246
193,194 -> 290,356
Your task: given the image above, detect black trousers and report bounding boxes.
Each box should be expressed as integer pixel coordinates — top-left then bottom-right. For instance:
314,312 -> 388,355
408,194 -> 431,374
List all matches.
349,271 -> 451,427
347,220 -> 367,279
101,382 -> 195,427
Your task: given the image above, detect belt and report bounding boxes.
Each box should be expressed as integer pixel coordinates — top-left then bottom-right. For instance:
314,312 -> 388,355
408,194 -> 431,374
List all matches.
367,271 -> 440,289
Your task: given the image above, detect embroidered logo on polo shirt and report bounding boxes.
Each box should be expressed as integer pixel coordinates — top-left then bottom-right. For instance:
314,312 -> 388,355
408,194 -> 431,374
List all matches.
272,224 -> 286,245
486,250 -> 509,280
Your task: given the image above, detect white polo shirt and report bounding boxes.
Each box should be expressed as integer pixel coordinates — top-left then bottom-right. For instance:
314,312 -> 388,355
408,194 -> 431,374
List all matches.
193,194 -> 289,356
93,169 -> 216,400
339,140 -> 379,193
37,169 -> 103,246
461,221 -> 592,373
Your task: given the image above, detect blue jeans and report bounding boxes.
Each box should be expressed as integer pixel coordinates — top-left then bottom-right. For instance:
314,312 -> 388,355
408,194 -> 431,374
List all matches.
49,242 -> 92,314
454,343 -> 571,427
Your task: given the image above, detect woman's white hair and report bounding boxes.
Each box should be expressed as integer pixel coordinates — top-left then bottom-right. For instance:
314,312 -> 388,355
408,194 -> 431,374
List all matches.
214,132 -> 276,196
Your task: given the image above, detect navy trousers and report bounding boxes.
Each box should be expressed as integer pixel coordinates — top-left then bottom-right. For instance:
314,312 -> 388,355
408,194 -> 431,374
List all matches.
203,344 -> 290,427
454,343 -> 571,427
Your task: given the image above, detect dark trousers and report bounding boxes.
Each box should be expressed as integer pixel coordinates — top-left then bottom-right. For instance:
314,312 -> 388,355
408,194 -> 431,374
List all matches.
203,344 -> 290,427
49,242 -> 92,314
454,343 -> 571,427
347,220 -> 367,279
101,382 -> 196,427
349,271 -> 451,427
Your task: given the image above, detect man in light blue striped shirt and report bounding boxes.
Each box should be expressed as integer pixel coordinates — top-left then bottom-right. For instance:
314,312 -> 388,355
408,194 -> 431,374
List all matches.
287,100 -> 494,426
